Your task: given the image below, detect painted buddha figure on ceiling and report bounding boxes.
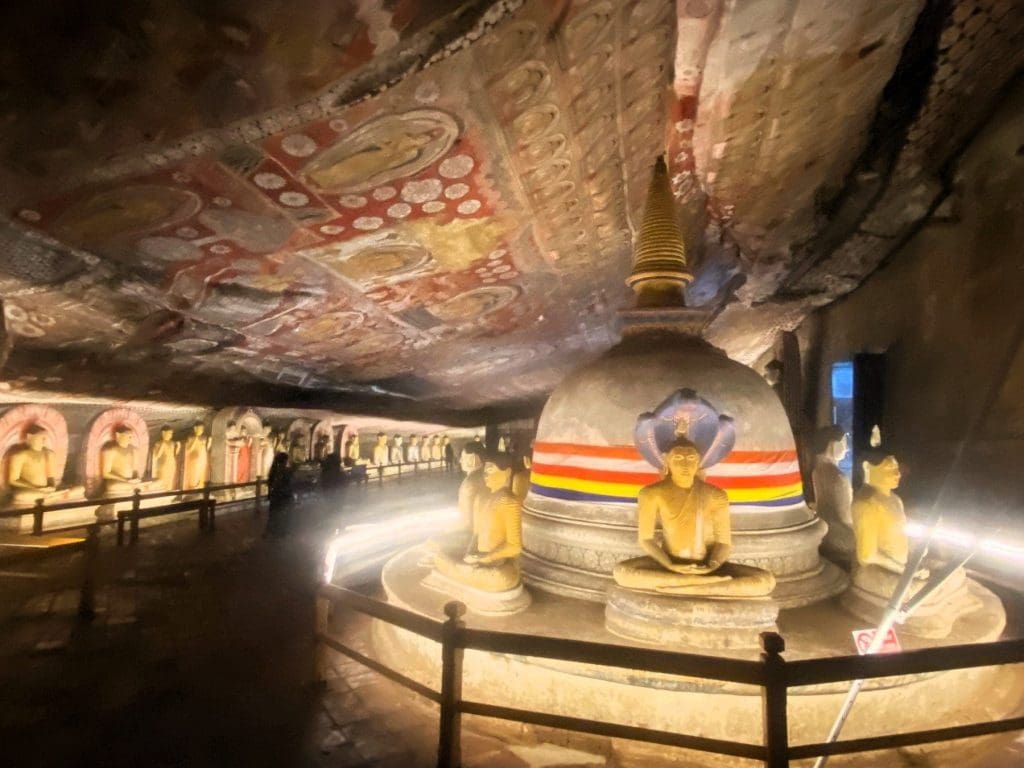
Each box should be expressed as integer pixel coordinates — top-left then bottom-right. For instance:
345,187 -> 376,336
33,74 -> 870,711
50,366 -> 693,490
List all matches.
613,437 -> 776,598
6,425 -> 86,506
433,451 -> 524,593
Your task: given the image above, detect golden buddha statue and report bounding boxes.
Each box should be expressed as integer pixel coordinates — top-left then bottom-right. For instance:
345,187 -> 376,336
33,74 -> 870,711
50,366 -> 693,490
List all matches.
182,422 -> 211,491
256,426 -> 276,479
512,451 -> 532,503
100,426 -> 158,496
390,434 -> 404,464
5,425 -> 86,506
851,453 -> 928,590
149,425 -> 180,491
612,438 -> 775,597
812,425 -> 855,560
433,452 -> 524,592
344,433 -> 359,463
372,432 -> 389,466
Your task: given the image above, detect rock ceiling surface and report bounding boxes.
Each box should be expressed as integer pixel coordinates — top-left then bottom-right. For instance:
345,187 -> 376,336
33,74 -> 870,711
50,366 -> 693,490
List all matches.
0,0 -> 1020,421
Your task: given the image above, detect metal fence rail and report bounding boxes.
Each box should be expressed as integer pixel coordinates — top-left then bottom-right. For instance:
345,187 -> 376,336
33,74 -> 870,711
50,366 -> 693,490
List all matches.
315,582 -> 1024,768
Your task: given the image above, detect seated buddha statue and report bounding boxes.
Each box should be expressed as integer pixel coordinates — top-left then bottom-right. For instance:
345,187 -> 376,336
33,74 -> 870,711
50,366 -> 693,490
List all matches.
5,425 -> 86,506
850,453 -> 930,594
100,426 -> 158,497
433,452 -> 523,592
812,425 -> 855,560
612,437 -> 775,597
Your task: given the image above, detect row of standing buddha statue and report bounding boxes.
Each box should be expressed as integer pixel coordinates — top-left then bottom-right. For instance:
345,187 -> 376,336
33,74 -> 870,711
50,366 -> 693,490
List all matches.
352,434 -> 454,467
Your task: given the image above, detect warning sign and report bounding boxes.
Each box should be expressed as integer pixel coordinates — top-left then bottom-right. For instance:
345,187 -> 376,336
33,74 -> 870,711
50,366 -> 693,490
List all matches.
852,627 -> 902,655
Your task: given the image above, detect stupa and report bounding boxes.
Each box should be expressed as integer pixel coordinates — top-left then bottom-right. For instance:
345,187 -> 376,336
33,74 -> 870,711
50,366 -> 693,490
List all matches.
369,159 -> 1019,765
523,157 -> 847,611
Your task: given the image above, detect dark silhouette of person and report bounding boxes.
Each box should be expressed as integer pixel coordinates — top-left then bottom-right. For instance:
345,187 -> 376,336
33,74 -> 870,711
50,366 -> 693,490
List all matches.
265,452 -> 293,538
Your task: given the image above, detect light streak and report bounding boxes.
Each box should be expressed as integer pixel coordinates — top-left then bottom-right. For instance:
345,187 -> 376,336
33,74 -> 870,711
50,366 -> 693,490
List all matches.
904,520 -> 1024,563
323,505 -> 460,583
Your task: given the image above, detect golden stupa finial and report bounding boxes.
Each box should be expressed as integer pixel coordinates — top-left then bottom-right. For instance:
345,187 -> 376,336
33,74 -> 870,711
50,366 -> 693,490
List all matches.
625,156 -> 692,308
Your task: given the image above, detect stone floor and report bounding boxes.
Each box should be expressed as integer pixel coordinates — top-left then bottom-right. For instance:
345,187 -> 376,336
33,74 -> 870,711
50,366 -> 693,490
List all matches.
0,474 -> 1022,767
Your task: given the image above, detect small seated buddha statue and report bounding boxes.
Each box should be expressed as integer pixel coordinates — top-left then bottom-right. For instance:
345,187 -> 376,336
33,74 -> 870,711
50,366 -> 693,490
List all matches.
612,437 -> 775,597
433,452 -> 524,592
100,426 -> 156,497
5,425 -> 86,506
812,425 -> 855,561
849,452 -> 929,594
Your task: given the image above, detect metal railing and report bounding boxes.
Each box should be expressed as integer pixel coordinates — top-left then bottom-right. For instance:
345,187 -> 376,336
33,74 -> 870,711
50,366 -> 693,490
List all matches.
0,479 -> 265,536
363,459 -> 457,485
315,582 -> 1024,768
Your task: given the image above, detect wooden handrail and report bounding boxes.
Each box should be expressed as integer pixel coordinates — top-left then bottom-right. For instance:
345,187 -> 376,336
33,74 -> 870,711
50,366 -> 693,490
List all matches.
788,715 -> 1024,759
0,479 -> 263,518
316,583 -> 1024,768
785,636 -> 1024,686
319,583 -> 444,642
459,700 -> 767,760
458,626 -> 765,686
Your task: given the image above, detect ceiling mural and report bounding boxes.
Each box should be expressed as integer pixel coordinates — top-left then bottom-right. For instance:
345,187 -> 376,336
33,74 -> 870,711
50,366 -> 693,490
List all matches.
0,0 -> 1019,418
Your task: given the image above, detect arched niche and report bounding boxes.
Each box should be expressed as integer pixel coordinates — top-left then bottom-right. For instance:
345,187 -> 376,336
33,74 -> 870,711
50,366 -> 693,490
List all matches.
286,418 -> 316,464
211,407 -> 264,485
0,404 -> 70,496
80,408 -> 149,498
312,420 -> 334,461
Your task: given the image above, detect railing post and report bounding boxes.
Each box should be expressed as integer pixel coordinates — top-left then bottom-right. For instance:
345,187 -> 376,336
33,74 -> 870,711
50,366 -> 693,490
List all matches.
130,488 -> 142,544
437,601 -> 466,768
202,481 -> 212,530
32,498 -> 44,535
78,524 -> 100,623
253,478 -> 261,516
761,631 -> 789,768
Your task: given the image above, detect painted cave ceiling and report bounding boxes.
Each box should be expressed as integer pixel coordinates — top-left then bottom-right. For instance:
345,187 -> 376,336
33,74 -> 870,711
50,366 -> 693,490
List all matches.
0,0 -> 1020,421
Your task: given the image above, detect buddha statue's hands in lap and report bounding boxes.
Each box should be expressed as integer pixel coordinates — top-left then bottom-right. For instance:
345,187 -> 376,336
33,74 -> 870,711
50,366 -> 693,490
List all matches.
433,452 -> 523,593
613,437 -> 775,598
6,425 -> 85,505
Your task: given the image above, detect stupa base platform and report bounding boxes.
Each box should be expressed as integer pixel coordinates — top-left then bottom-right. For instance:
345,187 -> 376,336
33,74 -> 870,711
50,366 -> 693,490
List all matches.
840,570 -> 990,640
605,585 -> 778,649
421,569 -> 531,616
371,545 -> 1023,767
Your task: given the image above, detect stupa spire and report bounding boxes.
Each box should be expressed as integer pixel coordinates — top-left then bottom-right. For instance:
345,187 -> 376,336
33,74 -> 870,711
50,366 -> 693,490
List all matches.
625,156 -> 693,308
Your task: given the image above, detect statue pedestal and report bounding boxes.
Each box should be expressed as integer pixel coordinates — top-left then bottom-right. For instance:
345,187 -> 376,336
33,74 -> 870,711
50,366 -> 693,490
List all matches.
605,585 -> 779,650
840,567 -> 987,640
422,568 -> 532,616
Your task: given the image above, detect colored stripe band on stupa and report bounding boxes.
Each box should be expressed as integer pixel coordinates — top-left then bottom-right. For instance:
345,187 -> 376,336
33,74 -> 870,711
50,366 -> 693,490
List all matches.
529,441 -> 805,510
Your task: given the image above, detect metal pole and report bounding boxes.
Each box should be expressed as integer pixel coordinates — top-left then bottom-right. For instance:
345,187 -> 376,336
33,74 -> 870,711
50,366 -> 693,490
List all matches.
77,523 -> 100,623
811,530 -> 934,768
32,499 -> 44,535
437,601 -> 466,768
761,632 -> 789,768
